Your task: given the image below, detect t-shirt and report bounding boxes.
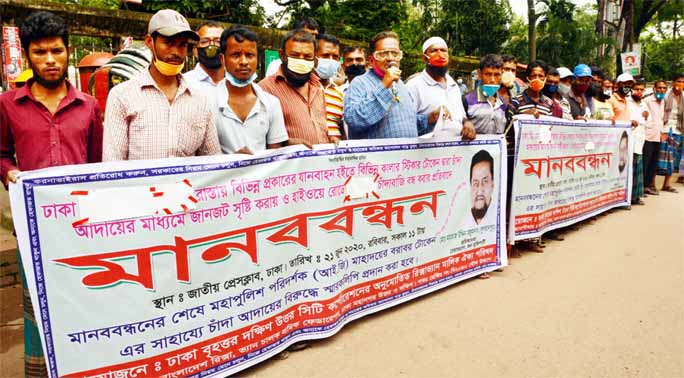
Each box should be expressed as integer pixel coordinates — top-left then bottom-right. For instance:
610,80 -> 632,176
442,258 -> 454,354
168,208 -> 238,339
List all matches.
593,98 -> 614,120
668,99 -> 680,135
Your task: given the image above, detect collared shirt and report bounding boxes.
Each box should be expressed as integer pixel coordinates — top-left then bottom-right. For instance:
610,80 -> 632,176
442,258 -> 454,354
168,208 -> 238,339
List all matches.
103,69 -> 220,161
0,80 -> 103,184
406,70 -> 465,135
627,98 -> 646,154
509,90 -> 558,117
461,204 -> 497,228
214,80 -> 288,154
644,96 -> 665,140
258,68 -> 330,145
344,70 -> 429,139
553,96 -> 573,120
566,90 -> 591,119
608,92 -> 630,122
324,83 -> 344,138
183,63 -> 224,93
463,87 -> 507,135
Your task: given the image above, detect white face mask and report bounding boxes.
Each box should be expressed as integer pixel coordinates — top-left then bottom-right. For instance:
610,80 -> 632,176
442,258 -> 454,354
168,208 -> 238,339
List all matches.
501,71 -> 516,88
558,82 -> 571,96
286,57 -> 315,75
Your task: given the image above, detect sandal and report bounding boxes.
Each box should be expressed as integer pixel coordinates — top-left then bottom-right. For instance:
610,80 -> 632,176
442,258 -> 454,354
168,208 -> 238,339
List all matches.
662,186 -> 679,193
478,272 -> 491,279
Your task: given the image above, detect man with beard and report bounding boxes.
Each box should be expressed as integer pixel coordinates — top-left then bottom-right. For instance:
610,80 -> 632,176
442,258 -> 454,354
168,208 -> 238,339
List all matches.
463,149 -> 496,227
618,131 -> 629,175
344,31 -> 441,139
183,20 -> 225,91
259,29 -> 331,146
0,11 -> 103,377
406,36 -> 476,140
214,25 -> 288,154
567,64 -> 593,119
104,9 -> 220,160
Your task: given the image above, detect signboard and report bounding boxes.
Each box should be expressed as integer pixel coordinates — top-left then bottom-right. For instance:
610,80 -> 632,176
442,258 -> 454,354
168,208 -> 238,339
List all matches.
2,26 -> 23,88
11,138 -> 507,378
620,43 -> 641,75
509,116 -> 632,241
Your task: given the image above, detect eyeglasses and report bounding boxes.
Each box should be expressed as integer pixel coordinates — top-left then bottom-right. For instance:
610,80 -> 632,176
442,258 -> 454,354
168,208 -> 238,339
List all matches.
373,49 -> 403,60
198,38 -> 221,47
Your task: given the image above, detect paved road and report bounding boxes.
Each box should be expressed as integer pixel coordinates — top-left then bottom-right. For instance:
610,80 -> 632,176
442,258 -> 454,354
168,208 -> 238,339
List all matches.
0,182 -> 682,378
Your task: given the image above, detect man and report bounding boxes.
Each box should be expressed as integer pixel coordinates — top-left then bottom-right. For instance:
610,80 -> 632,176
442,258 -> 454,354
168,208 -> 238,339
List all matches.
104,9 -> 220,160
183,20 -> 225,91
214,25 -> 288,154
557,66 -> 574,99
566,64 -> 593,119
457,76 -> 468,94
501,54 -> 522,98
316,34 -> 344,143
509,60 -> 561,118
463,54 -> 507,136
644,80 -> 667,194
608,72 -> 635,122
618,131 -> 629,175
544,67 -> 572,120
627,78 -> 648,205
265,17 -> 320,76
259,29 -> 331,146
664,73 -> 684,185
344,31 -> 440,139
464,149 -> 496,227
341,45 -> 367,87
406,36 -> 475,140
0,11 -> 103,377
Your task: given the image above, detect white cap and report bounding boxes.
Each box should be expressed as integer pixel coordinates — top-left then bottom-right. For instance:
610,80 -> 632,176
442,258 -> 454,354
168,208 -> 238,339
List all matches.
557,67 -> 574,79
422,37 -> 448,54
148,9 -> 198,41
616,72 -> 635,83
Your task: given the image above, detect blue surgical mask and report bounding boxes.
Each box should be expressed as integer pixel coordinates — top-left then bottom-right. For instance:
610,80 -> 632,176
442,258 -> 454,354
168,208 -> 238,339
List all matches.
316,58 -> 341,80
546,84 -> 558,93
481,84 -> 500,97
226,72 -> 257,88
655,93 -> 665,101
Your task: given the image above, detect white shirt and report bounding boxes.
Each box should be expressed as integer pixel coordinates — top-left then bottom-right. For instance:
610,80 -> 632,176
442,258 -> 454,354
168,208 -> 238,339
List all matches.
628,98 -> 646,154
668,98 -> 680,135
406,71 -> 466,136
265,59 -> 282,77
183,63 -> 224,97
461,202 -> 497,228
214,80 -> 289,154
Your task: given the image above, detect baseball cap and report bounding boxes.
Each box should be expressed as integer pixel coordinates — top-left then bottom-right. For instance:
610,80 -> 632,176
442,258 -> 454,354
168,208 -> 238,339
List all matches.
573,64 -> 592,77
557,67 -> 574,79
148,9 -> 199,41
616,72 -> 635,83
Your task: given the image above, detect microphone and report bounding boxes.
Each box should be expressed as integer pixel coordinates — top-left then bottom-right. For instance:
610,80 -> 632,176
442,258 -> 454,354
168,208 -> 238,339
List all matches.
388,62 -> 400,102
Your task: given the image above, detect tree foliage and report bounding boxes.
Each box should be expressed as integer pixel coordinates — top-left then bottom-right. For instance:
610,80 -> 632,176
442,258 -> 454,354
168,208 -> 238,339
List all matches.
126,0 -> 266,26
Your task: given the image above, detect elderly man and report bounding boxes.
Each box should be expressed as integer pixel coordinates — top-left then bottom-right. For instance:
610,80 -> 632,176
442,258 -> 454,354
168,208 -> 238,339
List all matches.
406,37 -> 475,139
104,9 -> 220,160
344,31 -> 440,139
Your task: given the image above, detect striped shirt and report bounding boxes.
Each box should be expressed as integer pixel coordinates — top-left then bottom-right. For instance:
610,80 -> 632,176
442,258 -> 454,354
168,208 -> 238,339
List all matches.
324,83 -> 344,138
103,69 -> 220,161
258,68 -> 330,145
344,70 -> 429,139
510,90 -> 557,117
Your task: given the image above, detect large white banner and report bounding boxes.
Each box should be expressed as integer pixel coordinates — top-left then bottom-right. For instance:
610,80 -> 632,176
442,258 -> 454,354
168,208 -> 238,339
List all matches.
10,138 -> 507,378
510,116 -> 632,241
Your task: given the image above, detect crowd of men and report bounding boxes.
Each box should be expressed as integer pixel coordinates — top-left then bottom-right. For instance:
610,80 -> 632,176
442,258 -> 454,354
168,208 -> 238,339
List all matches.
1,10 -> 683,377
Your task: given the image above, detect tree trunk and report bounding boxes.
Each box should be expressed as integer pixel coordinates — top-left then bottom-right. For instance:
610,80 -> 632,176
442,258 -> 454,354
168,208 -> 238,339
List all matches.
528,0 -> 536,61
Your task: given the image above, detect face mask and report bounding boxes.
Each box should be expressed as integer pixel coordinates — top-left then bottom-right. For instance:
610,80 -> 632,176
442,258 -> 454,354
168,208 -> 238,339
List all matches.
603,89 -> 612,97
655,93 -> 665,101
481,84 -> 500,97
457,78 -> 463,84
544,84 -> 558,94
154,58 -> 184,76
282,58 -> 311,88
424,54 -> 448,68
528,78 -> 545,92
345,64 -> 366,77
226,72 -> 257,88
619,86 -> 632,96
573,82 -> 589,94
316,58 -> 341,80
674,83 -> 684,92
197,46 -> 222,70
632,93 -> 642,101
501,71 -> 516,88
558,83 -> 571,96
286,57 -> 314,75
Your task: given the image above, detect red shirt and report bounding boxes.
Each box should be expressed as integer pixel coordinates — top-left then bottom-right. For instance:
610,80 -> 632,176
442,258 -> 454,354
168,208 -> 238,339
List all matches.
0,80 -> 103,184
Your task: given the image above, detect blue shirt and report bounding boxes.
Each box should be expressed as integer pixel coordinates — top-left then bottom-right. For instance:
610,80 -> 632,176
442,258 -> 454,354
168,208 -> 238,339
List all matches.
343,70 -> 429,139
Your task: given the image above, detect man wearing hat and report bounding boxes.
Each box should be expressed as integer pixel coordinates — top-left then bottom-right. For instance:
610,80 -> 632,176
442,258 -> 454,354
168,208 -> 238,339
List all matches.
344,31 -> 441,139
406,36 -> 476,140
566,63 -> 593,119
104,9 -> 220,161
609,72 -> 635,122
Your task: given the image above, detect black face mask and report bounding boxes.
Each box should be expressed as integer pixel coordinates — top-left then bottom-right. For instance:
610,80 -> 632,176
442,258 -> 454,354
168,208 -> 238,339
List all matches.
586,82 -> 600,97
282,58 -> 311,88
426,64 -> 448,78
197,46 -> 222,70
344,64 -> 366,78
619,86 -> 632,97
